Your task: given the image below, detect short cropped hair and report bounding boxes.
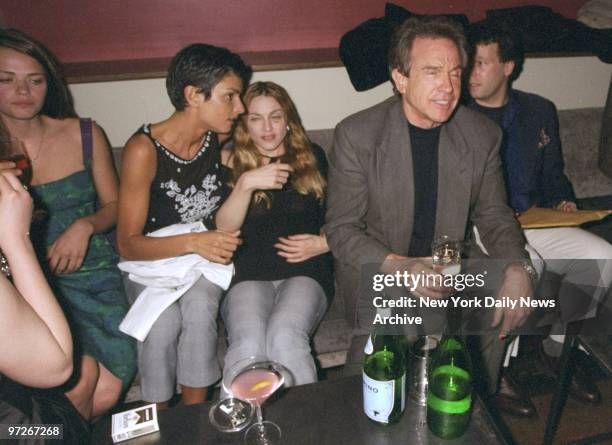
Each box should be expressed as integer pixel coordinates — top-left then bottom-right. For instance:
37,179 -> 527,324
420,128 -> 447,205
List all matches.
166,43 -> 252,111
468,21 -> 525,82
388,16 -> 468,76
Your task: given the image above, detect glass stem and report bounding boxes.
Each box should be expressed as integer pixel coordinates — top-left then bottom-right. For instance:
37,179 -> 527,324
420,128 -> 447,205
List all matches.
256,404 -> 264,425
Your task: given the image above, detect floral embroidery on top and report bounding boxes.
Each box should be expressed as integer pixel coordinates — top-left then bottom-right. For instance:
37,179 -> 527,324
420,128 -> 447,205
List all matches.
160,174 -> 221,223
538,128 -> 551,149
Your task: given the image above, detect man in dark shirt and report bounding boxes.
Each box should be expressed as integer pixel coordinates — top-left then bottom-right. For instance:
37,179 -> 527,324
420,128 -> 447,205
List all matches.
467,21 -> 612,414
325,16 -> 535,410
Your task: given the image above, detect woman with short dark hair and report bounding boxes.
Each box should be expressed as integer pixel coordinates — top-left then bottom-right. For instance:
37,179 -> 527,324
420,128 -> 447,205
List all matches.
118,43 -> 251,408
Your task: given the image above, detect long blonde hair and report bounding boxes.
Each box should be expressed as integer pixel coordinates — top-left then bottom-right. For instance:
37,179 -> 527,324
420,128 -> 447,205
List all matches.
231,81 -> 325,206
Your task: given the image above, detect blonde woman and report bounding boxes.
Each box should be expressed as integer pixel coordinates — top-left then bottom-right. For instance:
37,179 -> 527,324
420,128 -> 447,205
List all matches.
216,81 -> 332,385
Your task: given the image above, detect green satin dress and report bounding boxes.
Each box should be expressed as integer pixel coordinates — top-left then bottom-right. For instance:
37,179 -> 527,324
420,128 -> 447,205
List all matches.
30,162 -> 136,391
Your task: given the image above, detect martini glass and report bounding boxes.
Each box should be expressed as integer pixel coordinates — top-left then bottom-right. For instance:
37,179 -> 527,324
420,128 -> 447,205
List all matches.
230,357 -> 292,444
209,377 -> 255,434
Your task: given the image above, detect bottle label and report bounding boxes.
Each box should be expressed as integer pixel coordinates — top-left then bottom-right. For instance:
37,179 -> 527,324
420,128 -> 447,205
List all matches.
362,371 -> 405,423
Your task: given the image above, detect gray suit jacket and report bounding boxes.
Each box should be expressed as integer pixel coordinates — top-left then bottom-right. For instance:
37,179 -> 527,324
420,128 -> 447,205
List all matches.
324,96 -> 528,326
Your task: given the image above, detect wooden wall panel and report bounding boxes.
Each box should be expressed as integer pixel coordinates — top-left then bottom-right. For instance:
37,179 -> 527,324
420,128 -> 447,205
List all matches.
2,0 -> 588,64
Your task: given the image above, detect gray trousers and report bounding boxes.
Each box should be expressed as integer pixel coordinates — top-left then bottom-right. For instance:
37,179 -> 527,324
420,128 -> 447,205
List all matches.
124,275 -> 223,403
221,276 -> 328,387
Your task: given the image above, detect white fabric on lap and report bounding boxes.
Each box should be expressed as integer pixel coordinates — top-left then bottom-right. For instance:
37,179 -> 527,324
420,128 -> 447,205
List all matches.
118,222 -> 233,341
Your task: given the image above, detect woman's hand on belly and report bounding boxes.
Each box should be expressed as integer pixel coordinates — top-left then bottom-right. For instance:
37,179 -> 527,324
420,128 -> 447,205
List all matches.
275,233 -> 329,263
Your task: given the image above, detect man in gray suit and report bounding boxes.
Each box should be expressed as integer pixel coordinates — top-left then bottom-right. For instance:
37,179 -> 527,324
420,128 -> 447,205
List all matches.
324,16 -> 536,413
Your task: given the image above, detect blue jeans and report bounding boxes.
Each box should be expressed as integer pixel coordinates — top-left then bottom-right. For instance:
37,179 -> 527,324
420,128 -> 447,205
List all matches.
221,276 -> 328,386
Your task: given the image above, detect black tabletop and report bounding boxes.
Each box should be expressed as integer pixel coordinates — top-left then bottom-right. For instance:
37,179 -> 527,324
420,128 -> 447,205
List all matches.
92,375 -> 505,445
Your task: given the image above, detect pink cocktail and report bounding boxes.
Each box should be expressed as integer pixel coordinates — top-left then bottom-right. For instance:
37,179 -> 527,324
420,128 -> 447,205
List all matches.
231,368 -> 283,406
221,359 -> 291,445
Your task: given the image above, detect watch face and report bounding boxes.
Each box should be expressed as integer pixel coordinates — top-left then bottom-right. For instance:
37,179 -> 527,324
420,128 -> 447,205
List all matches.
521,262 -> 538,284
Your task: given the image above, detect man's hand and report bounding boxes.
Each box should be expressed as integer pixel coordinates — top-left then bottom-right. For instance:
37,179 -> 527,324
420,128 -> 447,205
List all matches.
492,263 -> 534,339
556,200 -> 577,212
383,253 -> 453,299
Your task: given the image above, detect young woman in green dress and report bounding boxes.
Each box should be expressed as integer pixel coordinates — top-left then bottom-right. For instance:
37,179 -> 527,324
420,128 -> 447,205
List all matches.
0,29 -> 136,420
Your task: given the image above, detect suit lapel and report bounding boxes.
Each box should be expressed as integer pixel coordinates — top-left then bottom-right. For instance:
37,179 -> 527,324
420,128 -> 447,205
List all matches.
377,102 -> 472,254
435,111 -> 471,241
378,98 -> 414,255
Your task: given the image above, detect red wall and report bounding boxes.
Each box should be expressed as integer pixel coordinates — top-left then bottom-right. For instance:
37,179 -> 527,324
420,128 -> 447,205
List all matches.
1,0 -> 589,64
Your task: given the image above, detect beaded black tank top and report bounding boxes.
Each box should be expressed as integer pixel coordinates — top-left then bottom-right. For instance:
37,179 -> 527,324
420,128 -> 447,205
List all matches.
139,124 -> 229,234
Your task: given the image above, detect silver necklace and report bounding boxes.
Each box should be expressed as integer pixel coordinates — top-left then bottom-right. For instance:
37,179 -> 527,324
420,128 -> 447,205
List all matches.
29,124 -> 46,161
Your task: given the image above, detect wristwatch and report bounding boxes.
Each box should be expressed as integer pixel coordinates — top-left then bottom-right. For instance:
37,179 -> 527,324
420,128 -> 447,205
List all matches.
508,261 -> 539,288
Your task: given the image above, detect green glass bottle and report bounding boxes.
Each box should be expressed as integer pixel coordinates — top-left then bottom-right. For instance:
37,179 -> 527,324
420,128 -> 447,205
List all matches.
362,335 -> 406,425
426,334 -> 473,439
